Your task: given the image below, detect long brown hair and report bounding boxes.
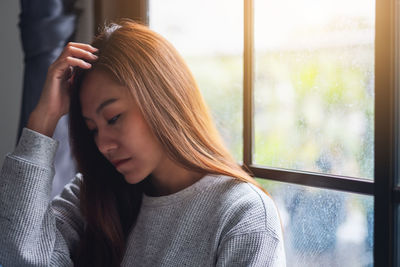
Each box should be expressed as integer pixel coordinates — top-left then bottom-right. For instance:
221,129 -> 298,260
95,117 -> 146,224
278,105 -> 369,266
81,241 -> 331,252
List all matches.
69,19 -> 268,266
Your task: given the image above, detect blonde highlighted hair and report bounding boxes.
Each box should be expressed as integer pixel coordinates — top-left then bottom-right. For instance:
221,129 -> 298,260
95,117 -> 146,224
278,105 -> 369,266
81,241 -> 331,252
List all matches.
69,19 -> 267,266
96,19 -> 262,184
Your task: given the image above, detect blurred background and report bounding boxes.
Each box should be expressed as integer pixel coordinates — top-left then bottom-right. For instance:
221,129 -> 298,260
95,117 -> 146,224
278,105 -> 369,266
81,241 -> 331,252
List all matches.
0,0 -> 379,266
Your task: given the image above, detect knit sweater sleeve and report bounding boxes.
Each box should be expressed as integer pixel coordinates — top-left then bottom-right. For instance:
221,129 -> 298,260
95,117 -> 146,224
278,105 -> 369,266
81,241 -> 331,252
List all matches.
216,231 -> 286,267
0,128 -> 82,266
215,183 -> 286,267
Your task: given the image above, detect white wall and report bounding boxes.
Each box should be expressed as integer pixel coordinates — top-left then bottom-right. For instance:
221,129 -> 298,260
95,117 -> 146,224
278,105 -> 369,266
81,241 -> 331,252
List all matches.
0,0 -> 23,164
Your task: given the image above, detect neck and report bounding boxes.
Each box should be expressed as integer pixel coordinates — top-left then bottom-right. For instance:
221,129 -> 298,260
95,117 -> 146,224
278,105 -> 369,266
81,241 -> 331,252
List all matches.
144,157 -> 204,197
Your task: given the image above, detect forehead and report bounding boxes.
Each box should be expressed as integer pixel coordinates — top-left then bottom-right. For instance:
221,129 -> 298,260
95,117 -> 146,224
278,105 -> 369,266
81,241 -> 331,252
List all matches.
80,69 -> 131,111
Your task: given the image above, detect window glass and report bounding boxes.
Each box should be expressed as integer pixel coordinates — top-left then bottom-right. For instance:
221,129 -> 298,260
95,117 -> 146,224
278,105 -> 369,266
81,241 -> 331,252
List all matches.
149,0 -> 243,162
257,178 -> 374,266
254,0 -> 375,179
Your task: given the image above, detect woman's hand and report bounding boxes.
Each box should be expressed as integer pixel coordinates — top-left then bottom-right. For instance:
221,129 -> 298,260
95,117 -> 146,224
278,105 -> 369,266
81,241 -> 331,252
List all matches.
27,42 -> 98,137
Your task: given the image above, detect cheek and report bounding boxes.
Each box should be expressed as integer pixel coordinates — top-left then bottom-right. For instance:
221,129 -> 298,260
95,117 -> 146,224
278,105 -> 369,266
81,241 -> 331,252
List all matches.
123,114 -> 162,154
137,130 -> 163,157
139,132 -> 164,161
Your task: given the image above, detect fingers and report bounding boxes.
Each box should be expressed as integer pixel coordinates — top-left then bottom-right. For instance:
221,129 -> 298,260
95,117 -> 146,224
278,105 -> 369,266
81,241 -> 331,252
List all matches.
65,56 -> 92,68
48,42 -> 98,78
50,56 -> 92,79
65,42 -> 98,53
60,44 -> 98,64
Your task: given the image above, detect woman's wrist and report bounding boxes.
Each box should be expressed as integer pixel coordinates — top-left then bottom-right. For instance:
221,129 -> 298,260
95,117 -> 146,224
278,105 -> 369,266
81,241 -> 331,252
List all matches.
26,109 -> 62,137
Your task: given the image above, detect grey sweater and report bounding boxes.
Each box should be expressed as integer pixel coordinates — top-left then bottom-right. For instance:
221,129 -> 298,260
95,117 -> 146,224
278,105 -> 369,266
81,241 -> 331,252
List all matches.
0,128 -> 286,266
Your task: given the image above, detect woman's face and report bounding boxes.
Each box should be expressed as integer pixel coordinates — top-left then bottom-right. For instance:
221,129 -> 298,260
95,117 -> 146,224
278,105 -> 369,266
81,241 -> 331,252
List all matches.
80,69 -> 166,184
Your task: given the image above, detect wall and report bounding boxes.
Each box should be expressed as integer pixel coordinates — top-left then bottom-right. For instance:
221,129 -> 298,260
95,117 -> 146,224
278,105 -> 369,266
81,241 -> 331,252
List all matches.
0,0 -> 23,164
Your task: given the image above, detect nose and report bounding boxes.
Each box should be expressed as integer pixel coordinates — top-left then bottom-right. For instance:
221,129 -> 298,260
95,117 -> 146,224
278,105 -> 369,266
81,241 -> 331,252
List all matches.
95,129 -> 118,155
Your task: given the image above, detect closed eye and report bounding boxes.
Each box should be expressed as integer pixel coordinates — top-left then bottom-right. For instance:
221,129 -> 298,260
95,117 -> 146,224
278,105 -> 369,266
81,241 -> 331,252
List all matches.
108,114 -> 121,125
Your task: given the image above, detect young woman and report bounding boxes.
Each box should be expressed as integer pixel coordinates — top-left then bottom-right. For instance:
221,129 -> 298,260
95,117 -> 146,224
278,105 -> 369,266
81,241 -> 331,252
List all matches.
0,20 -> 286,266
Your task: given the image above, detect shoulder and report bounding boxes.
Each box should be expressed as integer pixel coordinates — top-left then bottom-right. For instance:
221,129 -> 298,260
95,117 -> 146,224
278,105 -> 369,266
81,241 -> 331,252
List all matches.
205,176 -> 286,266
206,175 -> 282,239
208,175 -> 277,217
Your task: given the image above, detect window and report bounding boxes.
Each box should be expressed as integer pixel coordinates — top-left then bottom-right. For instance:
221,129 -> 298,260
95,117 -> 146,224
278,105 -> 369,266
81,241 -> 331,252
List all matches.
253,0 -> 374,179
142,0 -> 397,265
149,0 -> 244,162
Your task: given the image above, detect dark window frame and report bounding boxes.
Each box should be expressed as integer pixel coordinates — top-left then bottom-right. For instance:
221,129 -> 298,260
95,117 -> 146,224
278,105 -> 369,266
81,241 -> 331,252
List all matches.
374,0 -> 397,265
243,0 -> 397,266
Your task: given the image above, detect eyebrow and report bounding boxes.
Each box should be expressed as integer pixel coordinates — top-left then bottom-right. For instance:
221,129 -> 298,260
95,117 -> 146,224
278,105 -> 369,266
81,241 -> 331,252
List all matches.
96,98 -> 118,114
83,98 -> 118,121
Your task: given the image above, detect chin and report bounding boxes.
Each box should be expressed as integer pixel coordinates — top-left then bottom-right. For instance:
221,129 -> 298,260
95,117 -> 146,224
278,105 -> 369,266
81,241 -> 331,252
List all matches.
122,172 -> 147,185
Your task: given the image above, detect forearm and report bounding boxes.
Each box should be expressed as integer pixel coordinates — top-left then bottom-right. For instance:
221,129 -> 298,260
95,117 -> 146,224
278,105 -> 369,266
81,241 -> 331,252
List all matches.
27,108 -> 62,137
0,128 -> 72,266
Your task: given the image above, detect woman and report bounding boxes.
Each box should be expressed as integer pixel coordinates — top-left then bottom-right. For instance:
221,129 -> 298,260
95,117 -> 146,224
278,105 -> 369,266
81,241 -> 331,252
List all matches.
0,20 -> 285,266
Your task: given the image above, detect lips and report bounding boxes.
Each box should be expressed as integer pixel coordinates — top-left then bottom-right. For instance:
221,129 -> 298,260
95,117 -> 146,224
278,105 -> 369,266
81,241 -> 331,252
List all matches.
111,158 -> 131,169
